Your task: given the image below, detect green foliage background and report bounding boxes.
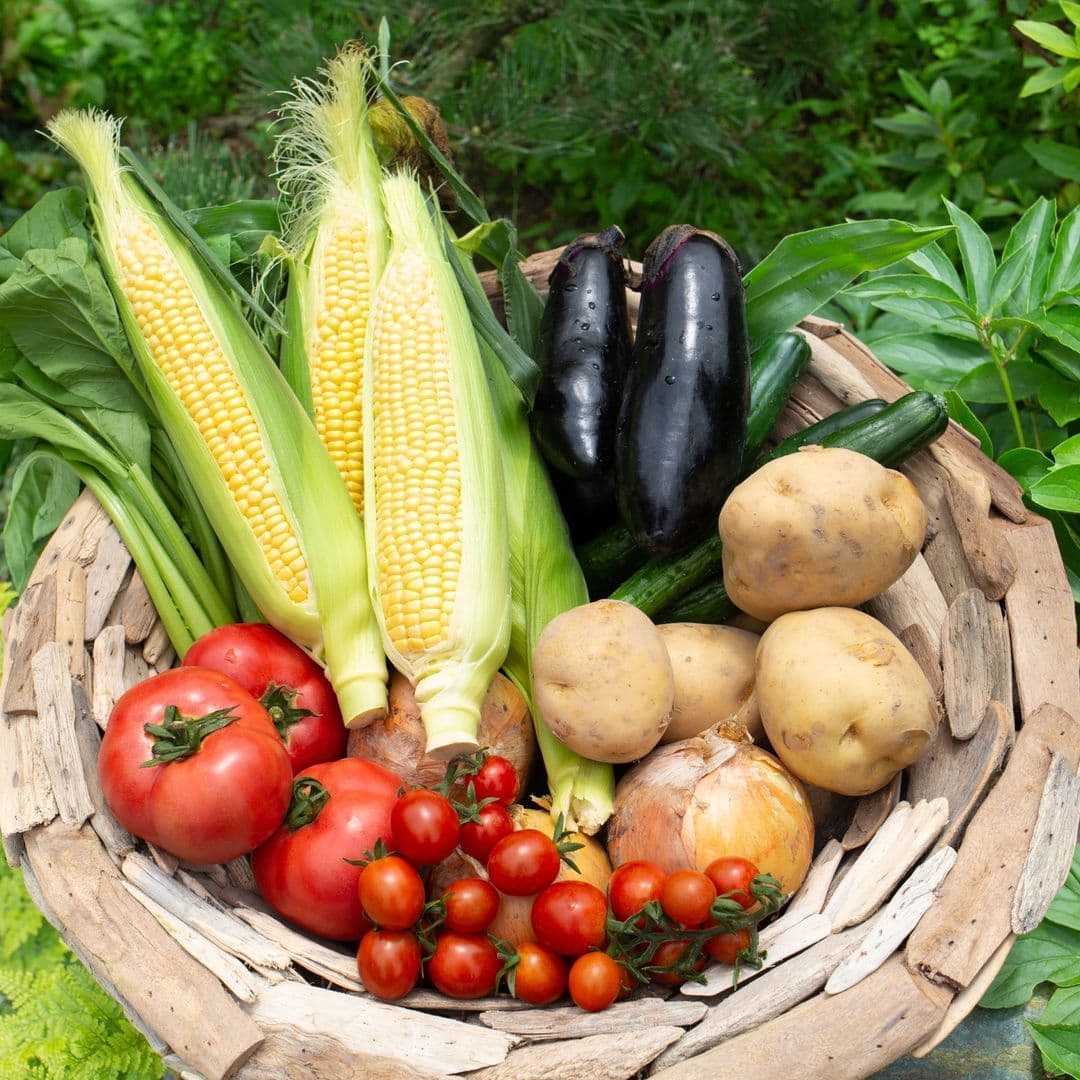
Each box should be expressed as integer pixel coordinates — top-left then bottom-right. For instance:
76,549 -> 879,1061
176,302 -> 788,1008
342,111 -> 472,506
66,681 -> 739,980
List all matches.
0,0 -> 1078,1075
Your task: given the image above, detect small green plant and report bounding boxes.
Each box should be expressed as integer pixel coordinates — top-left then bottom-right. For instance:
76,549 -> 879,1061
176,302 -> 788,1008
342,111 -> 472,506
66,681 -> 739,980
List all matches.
1016,2 -> 1080,97
981,844 -> 1080,1078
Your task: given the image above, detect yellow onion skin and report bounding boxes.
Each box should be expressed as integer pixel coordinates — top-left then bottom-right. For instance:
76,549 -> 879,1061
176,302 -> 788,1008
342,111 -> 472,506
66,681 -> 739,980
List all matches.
606,721 -> 814,896
347,671 -> 535,790
428,807 -> 611,949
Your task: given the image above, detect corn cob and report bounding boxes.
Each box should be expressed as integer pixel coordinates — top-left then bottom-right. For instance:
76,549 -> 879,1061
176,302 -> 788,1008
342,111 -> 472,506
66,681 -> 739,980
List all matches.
364,172 -> 511,757
48,109 -> 388,727
277,47 -> 388,518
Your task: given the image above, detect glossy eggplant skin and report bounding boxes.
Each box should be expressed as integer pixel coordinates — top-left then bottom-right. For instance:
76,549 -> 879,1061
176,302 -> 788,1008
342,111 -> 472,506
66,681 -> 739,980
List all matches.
615,226 -> 750,555
531,227 -> 632,482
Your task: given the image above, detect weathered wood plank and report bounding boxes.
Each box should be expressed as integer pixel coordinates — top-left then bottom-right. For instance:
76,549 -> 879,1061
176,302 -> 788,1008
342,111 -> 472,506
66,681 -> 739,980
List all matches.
896,623 -> 943,700
91,624 -> 127,728
941,465 -> 1017,599
906,702 -> 1079,989
83,524 -> 133,640
826,846 -> 957,994
1012,753 -> 1080,934
864,555 -> 948,664
108,568 -> 157,644
243,981 -> 514,1075
942,589 -> 1011,739
841,775 -> 902,851
479,997 -> 706,1039
907,698 -> 1014,852
24,822 -> 263,1079
3,576 -> 56,715
469,1026 -> 682,1080
142,619 -> 175,667
53,558 -> 87,683
783,839 -> 845,923
30,644 -> 95,827
650,954 -> 950,1080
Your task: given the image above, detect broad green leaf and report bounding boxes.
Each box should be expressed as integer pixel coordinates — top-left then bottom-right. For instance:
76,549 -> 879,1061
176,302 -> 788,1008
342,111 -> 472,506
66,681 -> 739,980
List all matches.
997,447 -> 1053,491
982,920 -> 1080,1008
1024,137 -> 1080,181
1002,198 -> 1055,314
1040,369 -> 1080,426
0,188 -> 88,282
989,238 -> 1035,315
0,238 -> 147,414
862,295 -> 979,340
1063,1 -> 1080,27
873,110 -> 940,137
1039,341 -> 1080,384
1054,434 -> 1080,466
1046,847 -> 1080,931
1031,464 -> 1080,511
744,219 -> 952,347
1021,64 -> 1069,97
897,69 -> 931,108
2,451 -> 81,591
1046,204 -> 1080,301
866,332 -> 986,393
70,407 -> 152,478
955,361 -> 1045,403
1015,19 -> 1080,57
848,274 -> 977,315
928,76 -> 951,111
1028,1021 -> 1080,1079
1046,513 -> 1080,597
1044,984 -> 1080,1027
945,391 -> 994,457
943,199 -> 996,314
1033,308 -> 1080,355
903,241 -> 965,298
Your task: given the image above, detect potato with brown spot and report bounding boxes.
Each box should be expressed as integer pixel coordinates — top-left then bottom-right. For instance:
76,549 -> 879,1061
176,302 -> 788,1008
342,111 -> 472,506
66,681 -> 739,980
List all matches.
656,623 -> 762,742
718,446 -> 928,621
755,607 -> 940,795
533,599 -> 674,763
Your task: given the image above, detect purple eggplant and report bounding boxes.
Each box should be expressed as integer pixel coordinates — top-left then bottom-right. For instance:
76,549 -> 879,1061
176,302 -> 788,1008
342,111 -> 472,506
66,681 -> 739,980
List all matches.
615,225 -> 750,555
531,226 -> 632,483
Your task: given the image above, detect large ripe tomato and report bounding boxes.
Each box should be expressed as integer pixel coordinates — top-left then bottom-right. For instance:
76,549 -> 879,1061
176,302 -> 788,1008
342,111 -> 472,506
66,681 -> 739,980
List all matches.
252,757 -> 403,941
98,667 -> 292,864
531,881 -> 608,957
184,623 -> 346,774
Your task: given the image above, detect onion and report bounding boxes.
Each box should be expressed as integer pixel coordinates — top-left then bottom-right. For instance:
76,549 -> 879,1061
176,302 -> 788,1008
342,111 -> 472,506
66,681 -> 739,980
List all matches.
606,720 -> 814,895
347,671 -> 535,790
428,807 -> 611,949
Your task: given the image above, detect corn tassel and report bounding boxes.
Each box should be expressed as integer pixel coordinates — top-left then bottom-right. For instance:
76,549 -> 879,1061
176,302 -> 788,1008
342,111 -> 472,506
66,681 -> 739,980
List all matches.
277,46 -> 388,518
364,173 -> 510,757
48,109 -> 388,726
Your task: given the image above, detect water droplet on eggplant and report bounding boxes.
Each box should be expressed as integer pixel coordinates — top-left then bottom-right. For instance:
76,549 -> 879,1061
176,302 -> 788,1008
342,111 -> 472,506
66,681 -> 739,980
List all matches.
665,375 -> 676,385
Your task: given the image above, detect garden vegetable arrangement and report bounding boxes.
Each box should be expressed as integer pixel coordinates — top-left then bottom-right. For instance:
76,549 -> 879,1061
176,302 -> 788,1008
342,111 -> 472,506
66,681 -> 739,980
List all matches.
0,36 -> 963,1017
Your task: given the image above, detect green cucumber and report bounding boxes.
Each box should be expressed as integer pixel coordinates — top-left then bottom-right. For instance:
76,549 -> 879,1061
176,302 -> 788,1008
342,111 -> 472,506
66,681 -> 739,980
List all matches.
576,331 -> 811,596
758,398 -> 888,465
656,577 -> 735,625
610,391 -> 948,616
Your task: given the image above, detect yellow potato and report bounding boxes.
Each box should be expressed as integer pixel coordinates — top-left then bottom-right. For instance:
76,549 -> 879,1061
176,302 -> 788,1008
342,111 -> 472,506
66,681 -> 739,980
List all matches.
533,599 -> 674,763
719,446 -> 928,621
657,623 -> 762,742
755,607 -> 940,795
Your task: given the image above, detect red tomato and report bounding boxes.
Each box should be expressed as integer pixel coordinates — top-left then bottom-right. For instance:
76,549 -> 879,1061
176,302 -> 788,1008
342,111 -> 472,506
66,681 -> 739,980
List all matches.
459,803 -> 513,863
704,857 -> 759,910
471,755 -> 519,806
252,758 -> 403,941
357,930 -> 421,1000
487,830 -> 560,896
568,952 -> 622,1012
390,790 -> 460,865
442,878 -> 500,934
512,942 -> 568,1005
608,860 -> 667,923
359,856 -> 425,930
531,881 -> 608,957
428,933 -> 502,999
661,870 -> 717,929
649,939 -> 705,987
704,927 -> 752,965
184,623 -> 346,775
98,667 -> 291,864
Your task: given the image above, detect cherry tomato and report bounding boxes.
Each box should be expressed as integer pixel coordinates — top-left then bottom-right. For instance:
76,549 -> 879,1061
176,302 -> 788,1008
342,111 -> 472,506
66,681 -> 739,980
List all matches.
471,755 -> 519,806
512,942 -> 568,1005
357,929 -> 421,1000
252,758 -> 402,941
98,667 -> 292,864
608,860 -> 667,923
359,855 -> 425,930
390,789 -> 460,865
443,878 -> 500,934
568,952 -> 622,1012
428,933 -> 502,999
661,869 -> 717,929
459,803 -> 513,863
184,623 -> 345,775
704,927 -> 752,965
487,830 -> 560,896
649,939 -> 705,987
531,881 -> 608,957
704,857 -> 759,910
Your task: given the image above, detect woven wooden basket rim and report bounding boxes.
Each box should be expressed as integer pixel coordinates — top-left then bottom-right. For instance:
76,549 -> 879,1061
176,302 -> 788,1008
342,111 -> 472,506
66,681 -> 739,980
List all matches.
1,252 -> 1077,1080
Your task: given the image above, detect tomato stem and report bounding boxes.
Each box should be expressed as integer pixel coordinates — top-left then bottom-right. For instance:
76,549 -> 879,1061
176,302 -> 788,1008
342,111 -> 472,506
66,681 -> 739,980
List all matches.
140,704 -> 238,766
285,776 -> 330,830
260,682 -> 315,740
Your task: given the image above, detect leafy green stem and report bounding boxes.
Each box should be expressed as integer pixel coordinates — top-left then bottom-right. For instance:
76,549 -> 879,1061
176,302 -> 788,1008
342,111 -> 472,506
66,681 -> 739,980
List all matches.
983,329 -> 1026,448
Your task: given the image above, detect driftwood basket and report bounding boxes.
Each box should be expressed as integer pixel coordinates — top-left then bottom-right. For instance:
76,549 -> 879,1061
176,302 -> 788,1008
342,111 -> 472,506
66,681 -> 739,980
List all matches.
1,251 -> 1078,1080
